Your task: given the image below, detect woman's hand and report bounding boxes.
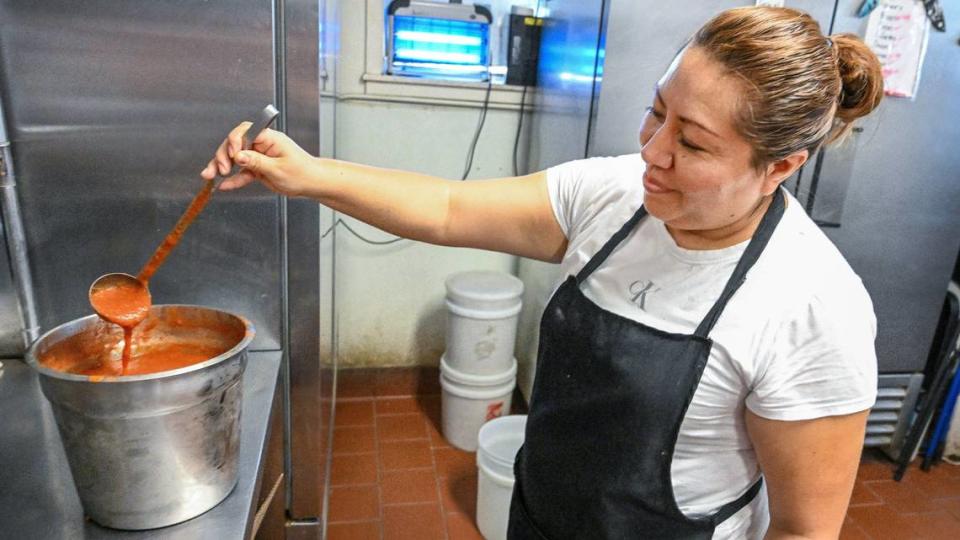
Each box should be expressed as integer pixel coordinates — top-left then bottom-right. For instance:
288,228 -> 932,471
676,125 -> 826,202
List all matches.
200,124 -> 565,261
200,123 -> 318,197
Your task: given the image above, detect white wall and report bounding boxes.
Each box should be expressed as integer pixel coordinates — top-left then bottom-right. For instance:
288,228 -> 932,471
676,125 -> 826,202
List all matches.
333,101 -> 528,367
323,0 -> 536,368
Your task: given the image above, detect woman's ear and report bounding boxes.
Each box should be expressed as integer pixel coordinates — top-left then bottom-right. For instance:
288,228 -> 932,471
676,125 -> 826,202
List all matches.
762,150 -> 808,195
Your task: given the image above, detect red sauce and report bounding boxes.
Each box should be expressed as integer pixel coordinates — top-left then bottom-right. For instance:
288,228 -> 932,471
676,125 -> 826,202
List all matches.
89,178 -> 218,374
89,283 -> 151,373
39,312 -> 241,377
41,339 -> 228,377
121,327 -> 133,373
89,282 -> 151,327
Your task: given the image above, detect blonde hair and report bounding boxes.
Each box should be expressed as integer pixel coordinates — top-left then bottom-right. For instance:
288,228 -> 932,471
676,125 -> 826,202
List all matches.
691,6 -> 884,167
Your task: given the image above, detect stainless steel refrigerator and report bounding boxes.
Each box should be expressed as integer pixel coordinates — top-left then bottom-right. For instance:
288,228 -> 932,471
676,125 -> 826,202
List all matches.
0,1 -> 330,537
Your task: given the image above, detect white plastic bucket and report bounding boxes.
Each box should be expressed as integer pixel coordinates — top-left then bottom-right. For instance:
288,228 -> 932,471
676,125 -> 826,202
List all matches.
476,415 -> 527,540
445,271 -> 524,375
440,357 -> 516,451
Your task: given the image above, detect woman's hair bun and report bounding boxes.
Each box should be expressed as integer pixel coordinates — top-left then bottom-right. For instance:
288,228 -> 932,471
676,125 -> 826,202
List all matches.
828,33 -> 884,143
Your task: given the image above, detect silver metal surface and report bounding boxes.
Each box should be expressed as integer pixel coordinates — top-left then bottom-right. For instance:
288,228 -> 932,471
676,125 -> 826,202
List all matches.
866,373 -> 924,457
25,305 -> 254,530
526,0 -> 607,170
252,363 -> 286,538
0,219 -> 22,357
516,0 -> 606,401
0,0 -> 282,350
0,98 -> 38,353
282,0 -> 327,526
0,350 -> 282,539
390,0 -> 491,21
817,2 -> 960,372
286,519 -> 323,539
0,0 -> 329,534
274,0 -> 296,520
318,2 -> 339,533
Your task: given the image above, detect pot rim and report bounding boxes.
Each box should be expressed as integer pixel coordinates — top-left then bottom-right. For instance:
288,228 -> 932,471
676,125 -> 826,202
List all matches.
25,304 -> 256,383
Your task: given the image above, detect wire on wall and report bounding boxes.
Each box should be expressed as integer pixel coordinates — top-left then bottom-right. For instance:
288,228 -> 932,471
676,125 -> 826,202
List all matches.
512,84 -> 529,177
324,77 -> 523,246
328,0 -> 545,244
513,0 -> 542,177
324,74 -> 499,244
321,218 -> 406,245
460,80 -> 494,180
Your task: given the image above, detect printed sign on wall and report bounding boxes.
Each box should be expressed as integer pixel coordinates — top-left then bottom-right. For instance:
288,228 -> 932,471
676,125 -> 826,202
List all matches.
864,0 -> 931,99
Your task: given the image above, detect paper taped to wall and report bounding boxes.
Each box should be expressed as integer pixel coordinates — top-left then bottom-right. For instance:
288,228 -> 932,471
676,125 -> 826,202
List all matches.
864,0 -> 930,99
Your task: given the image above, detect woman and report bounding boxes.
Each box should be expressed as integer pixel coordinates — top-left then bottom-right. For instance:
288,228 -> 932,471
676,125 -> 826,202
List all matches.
204,6 -> 883,539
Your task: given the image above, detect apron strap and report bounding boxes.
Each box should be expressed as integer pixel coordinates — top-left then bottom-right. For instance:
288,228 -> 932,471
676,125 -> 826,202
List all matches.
710,477 -> 764,527
694,189 -> 786,339
576,205 -> 648,284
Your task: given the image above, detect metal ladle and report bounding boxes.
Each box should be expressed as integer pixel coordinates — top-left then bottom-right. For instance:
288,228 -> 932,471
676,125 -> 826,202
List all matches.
89,105 -> 280,326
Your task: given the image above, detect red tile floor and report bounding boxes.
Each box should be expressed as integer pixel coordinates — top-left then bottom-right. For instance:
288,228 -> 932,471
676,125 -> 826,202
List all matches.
844,451 -> 960,539
329,367 -> 960,540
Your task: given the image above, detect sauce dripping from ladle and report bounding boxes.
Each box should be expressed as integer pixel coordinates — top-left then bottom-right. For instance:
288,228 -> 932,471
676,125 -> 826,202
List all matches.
88,106 -> 278,374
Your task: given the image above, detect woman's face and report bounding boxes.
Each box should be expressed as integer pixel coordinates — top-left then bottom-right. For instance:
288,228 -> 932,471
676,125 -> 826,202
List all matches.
638,47 -> 798,237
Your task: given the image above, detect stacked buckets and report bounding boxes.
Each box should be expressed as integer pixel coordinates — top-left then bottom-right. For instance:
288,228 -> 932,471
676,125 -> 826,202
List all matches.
441,271 -> 524,451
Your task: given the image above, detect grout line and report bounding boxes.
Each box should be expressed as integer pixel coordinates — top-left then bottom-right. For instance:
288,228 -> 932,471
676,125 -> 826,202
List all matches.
337,393 -> 443,403
330,450 -> 376,456
850,519 -> 874,540
328,517 -> 381,524
428,406 -> 452,540
381,500 -> 447,509
371,397 -> 384,540
381,465 -> 435,472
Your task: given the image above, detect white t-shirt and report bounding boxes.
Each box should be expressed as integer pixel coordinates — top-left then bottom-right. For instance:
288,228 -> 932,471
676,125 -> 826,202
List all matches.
545,154 -> 878,539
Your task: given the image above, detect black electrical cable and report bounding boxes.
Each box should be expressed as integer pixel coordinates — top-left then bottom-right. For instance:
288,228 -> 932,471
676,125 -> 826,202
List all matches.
321,218 -> 407,245
512,84 -> 529,177
461,79 -> 494,180
327,3 -> 537,242
512,0 -> 543,177
323,77 -> 495,245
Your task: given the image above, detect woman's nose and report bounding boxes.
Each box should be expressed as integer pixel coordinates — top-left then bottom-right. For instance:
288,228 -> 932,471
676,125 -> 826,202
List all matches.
640,126 -> 674,170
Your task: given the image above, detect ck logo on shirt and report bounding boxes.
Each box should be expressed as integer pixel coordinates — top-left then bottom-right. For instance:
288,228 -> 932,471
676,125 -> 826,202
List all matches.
629,280 -> 660,311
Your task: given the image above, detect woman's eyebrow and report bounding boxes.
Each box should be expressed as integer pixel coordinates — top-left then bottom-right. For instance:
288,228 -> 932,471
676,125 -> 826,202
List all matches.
654,86 -> 721,140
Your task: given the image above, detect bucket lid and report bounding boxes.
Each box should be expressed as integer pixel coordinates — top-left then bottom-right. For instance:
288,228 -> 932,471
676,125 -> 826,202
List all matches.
445,271 -> 524,312
440,354 -> 517,386
477,415 -> 527,477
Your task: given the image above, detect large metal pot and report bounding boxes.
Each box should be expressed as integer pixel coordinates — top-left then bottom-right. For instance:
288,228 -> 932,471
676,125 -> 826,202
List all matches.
26,305 -> 255,530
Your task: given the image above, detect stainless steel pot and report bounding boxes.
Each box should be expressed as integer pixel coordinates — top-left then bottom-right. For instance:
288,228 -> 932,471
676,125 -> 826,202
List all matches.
26,305 -> 255,530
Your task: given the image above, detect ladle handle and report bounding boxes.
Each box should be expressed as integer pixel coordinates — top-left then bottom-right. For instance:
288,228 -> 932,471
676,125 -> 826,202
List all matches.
136,105 -> 281,283
215,104 -> 280,188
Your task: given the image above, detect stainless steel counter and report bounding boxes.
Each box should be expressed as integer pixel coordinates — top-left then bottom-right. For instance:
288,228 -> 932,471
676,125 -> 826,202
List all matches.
0,350 -> 282,539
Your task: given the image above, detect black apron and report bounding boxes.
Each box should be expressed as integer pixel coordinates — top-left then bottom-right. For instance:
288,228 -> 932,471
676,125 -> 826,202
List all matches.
508,189 -> 785,539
